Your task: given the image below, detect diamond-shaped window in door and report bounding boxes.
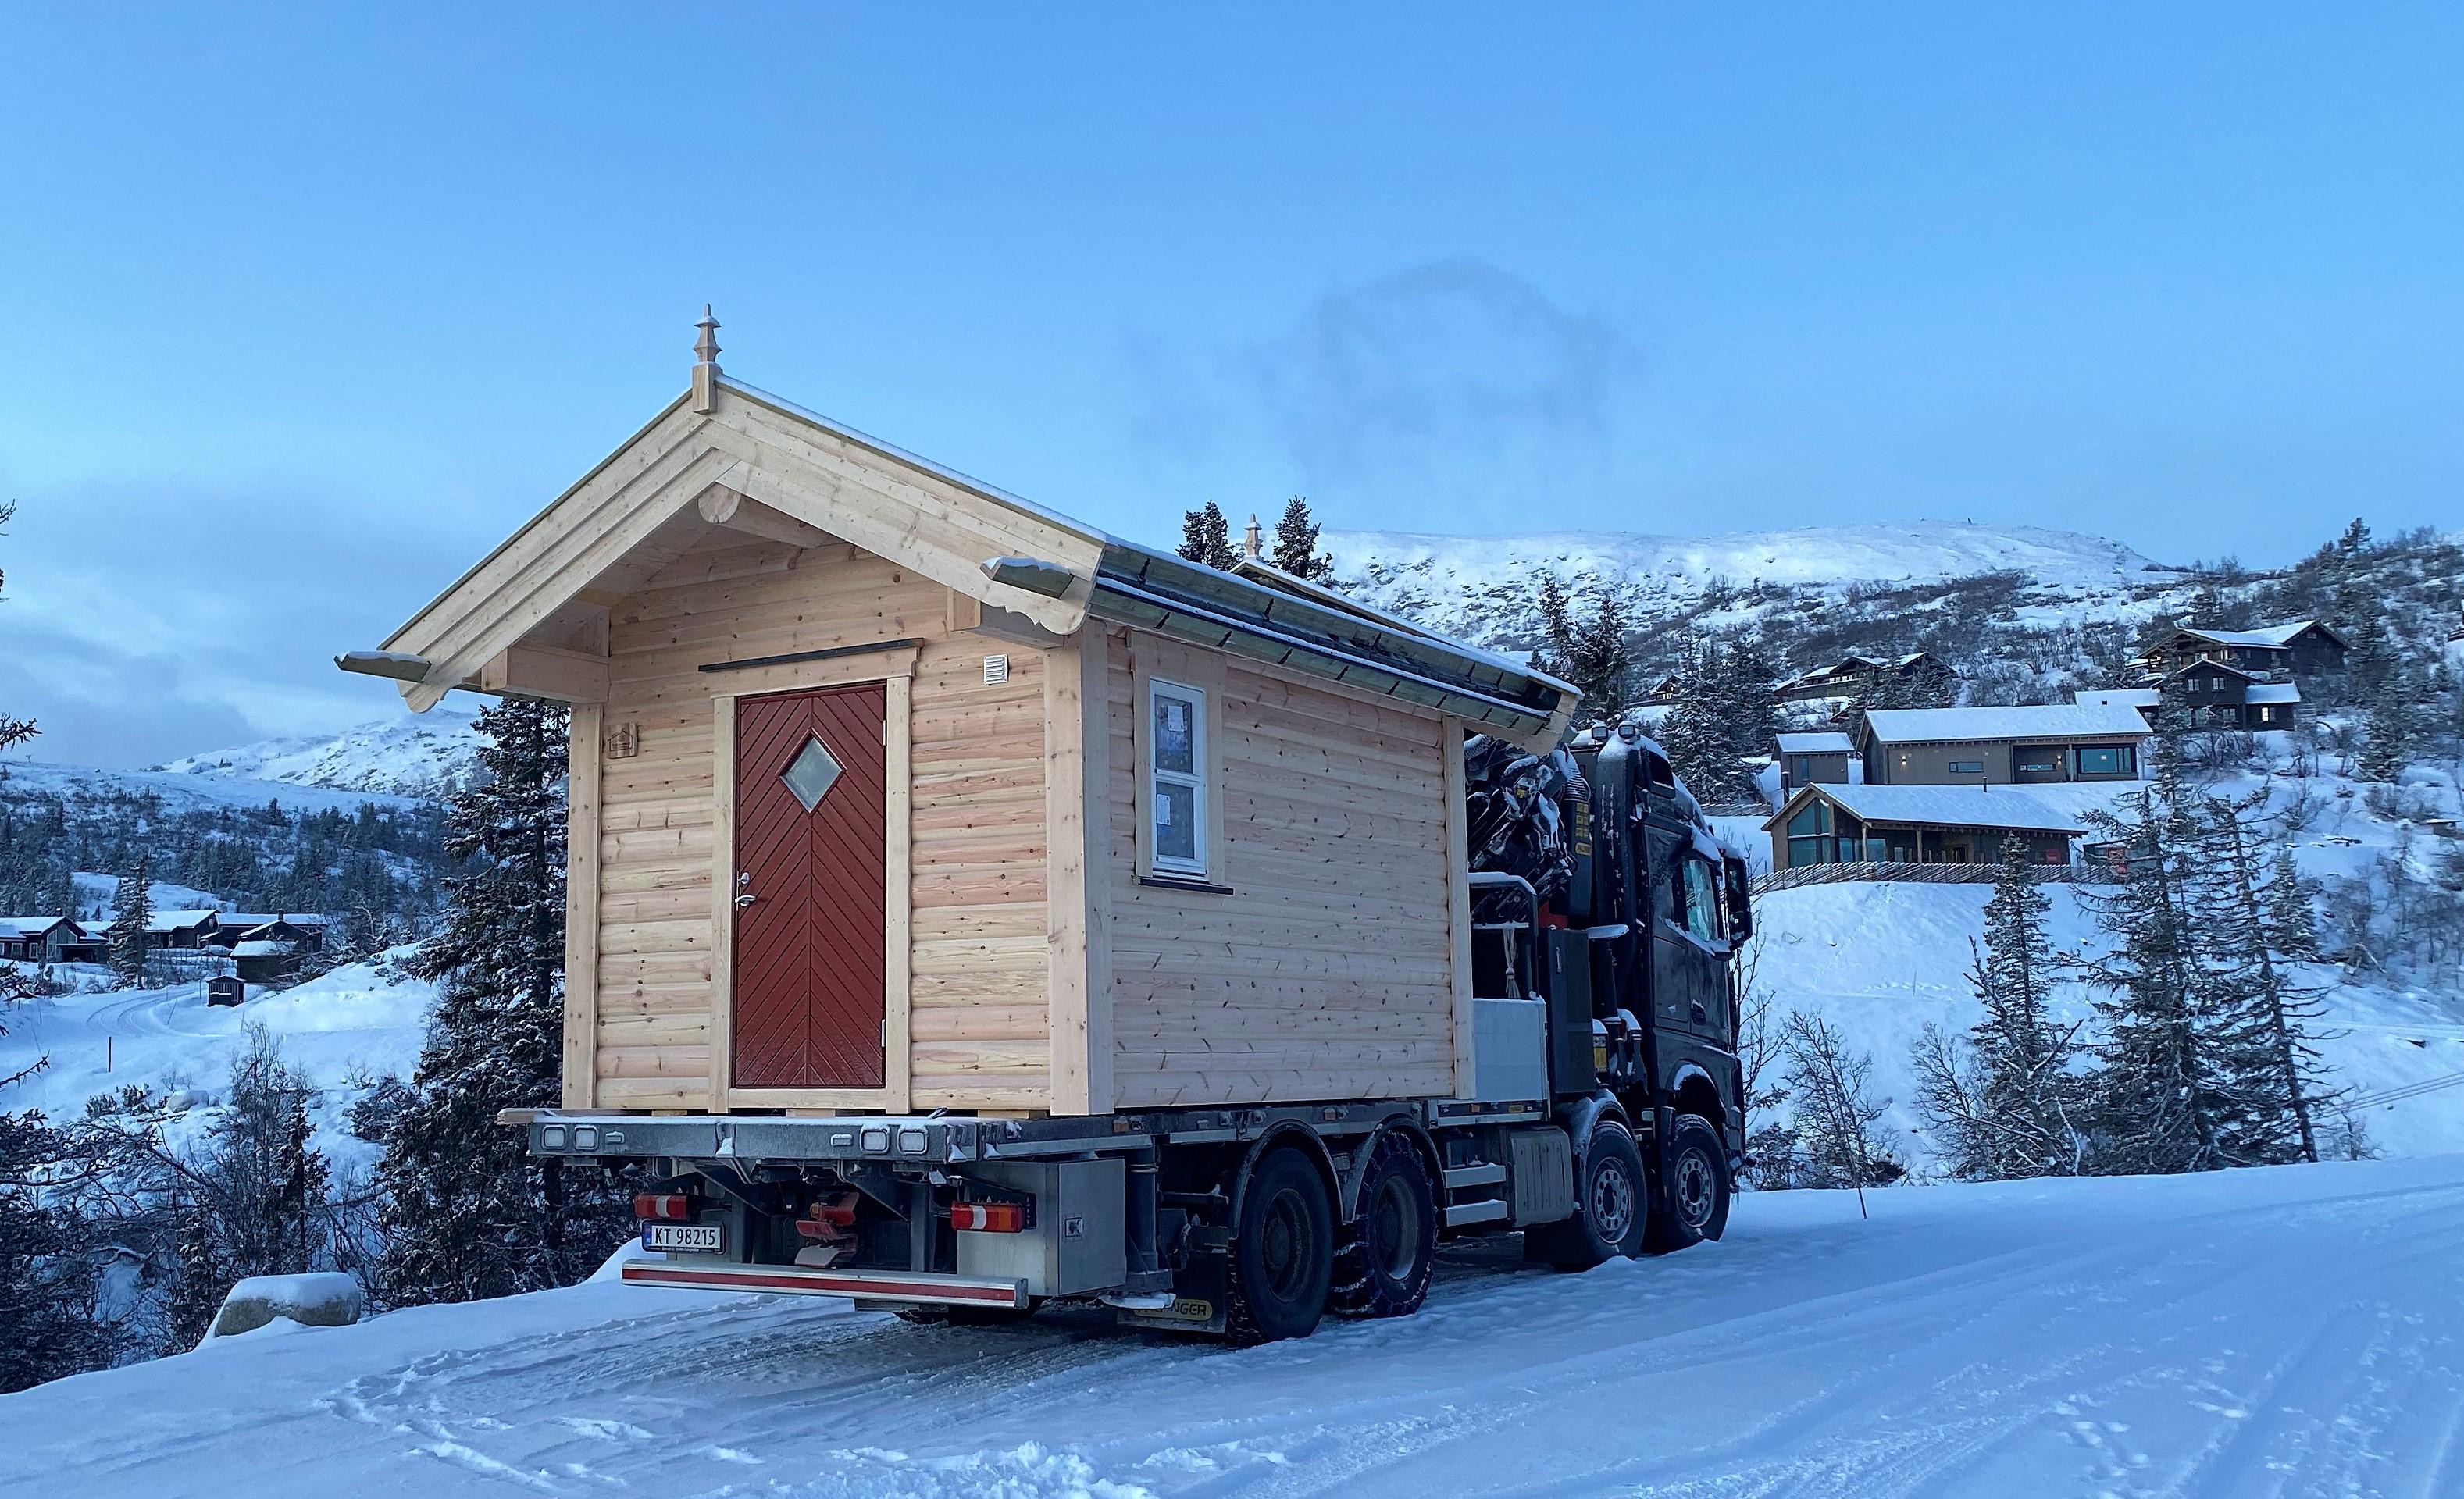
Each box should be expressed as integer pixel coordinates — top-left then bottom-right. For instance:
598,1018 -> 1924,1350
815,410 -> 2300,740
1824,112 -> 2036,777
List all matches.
780,735 -> 843,812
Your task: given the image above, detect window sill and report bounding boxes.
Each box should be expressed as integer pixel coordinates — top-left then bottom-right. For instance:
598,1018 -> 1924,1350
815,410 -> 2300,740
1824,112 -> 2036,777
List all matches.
1137,874 -> 1237,895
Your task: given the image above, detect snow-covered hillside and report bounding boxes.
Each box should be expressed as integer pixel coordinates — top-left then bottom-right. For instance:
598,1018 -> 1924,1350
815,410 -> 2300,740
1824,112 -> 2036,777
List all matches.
10,1155 -> 2463,1498
153,708 -> 481,800
0,952 -> 437,1166
1325,520 -> 2180,652
0,758 -> 422,815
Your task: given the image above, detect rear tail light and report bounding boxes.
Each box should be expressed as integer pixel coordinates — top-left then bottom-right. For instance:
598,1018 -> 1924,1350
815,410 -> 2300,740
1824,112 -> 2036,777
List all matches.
950,1201 -> 1027,1233
634,1193 -> 694,1221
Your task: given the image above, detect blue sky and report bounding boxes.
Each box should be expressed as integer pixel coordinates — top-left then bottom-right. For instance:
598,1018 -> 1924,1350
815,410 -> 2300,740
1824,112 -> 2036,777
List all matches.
3,5 -> 2459,764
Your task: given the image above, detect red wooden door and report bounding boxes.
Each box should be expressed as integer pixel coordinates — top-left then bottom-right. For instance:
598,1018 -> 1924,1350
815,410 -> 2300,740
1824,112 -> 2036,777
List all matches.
733,682 -> 889,1089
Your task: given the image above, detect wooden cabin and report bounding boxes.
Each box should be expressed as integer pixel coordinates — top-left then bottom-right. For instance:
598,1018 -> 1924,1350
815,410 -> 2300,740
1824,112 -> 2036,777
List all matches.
346,328 -> 1577,1120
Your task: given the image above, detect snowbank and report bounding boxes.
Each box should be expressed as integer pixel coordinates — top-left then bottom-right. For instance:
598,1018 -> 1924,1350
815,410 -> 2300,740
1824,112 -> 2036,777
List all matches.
201,1273 -> 365,1344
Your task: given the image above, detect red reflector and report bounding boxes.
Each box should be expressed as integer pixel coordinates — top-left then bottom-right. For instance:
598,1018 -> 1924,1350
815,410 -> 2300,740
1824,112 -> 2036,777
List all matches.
951,1202 -> 1026,1233
633,1194 -> 692,1221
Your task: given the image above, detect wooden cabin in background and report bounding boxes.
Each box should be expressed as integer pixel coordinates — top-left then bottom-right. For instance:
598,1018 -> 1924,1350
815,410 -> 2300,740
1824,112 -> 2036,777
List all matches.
344,325 -> 1578,1119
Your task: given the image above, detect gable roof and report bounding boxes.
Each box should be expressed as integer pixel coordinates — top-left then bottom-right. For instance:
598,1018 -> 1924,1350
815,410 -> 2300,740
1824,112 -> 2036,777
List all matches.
1762,782 -> 2085,836
1860,703 -> 2152,745
2170,619 -> 2346,652
349,365 -> 1578,747
0,916 -> 77,939
1774,731 -> 1855,754
144,910 -> 219,933
2163,658 -> 2264,682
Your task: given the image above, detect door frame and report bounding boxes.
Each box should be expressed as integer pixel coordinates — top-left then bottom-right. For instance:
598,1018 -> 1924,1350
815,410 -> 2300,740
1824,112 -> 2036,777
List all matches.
708,660 -> 914,1113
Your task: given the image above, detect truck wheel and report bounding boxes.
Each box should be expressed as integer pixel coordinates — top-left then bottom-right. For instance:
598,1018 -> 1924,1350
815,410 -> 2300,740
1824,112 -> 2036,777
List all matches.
1329,1132 -> 1436,1319
1227,1147 -> 1334,1342
1644,1114 -> 1731,1254
1525,1120 -> 1648,1270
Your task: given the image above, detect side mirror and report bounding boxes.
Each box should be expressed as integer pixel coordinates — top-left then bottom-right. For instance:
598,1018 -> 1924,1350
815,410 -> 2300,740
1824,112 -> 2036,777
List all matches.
1722,854 -> 1754,942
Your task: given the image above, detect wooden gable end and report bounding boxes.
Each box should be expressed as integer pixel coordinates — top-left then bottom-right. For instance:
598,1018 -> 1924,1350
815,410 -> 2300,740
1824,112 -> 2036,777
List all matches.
367,380 -> 1107,713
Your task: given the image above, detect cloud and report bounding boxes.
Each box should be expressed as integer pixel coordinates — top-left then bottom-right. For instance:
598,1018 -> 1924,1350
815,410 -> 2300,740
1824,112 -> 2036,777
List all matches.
0,476 -> 473,767
1129,262 -> 1650,531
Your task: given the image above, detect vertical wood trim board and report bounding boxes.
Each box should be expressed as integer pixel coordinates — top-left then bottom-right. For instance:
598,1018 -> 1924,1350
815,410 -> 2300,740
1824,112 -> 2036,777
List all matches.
1043,633 -> 1114,1114
562,702 -> 604,1109
1442,714 -> 1477,1098
706,694 -> 737,1112
884,671 -> 915,1113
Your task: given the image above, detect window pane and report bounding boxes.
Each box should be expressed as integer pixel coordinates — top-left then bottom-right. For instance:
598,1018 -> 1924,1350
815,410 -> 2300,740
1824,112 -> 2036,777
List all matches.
1153,693 -> 1196,775
1154,779 -> 1197,863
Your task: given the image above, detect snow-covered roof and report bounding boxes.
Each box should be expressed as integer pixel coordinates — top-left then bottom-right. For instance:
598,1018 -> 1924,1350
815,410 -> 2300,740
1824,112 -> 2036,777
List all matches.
0,916 -> 75,938
2164,658 -> 2262,682
219,913 -> 329,928
1860,704 -> 2151,744
1774,732 -> 1855,754
2072,687 -> 2159,710
2174,619 -> 2339,650
230,940 -> 297,958
1766,783 -> 2086,835
143,910 -> 219,932
2247,682 -> 2301,706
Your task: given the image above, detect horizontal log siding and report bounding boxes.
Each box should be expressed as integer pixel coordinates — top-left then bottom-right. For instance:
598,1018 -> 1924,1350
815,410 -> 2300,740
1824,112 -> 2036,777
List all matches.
1104,629 -> 1457,1107
589,537 -> 1050,1109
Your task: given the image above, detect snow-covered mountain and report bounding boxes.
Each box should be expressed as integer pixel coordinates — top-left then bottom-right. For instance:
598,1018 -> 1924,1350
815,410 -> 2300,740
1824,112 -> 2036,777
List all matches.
1324,520 -> 2183,653
154,708 -> 481,800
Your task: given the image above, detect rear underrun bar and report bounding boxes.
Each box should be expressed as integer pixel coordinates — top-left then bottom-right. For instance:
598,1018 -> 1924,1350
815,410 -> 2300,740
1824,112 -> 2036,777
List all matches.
622,1259 -> 1028,1307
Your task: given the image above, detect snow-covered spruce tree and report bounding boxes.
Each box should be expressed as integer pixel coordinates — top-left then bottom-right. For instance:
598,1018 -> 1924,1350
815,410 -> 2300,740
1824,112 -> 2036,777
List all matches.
1176,501 -> 1236,569
1913,839 -> 2084,1180
2205,791 -> 2333,1163
1657,636 -> 1778,805
2356,666 -> 2416,784
374,697 -> 633,1305
106,854 -> 152,985
1270,495 -> 1332,580
1558,589 -> 1631,726
2264,844 -> 2323,962
1780,1010 -> 1899,1189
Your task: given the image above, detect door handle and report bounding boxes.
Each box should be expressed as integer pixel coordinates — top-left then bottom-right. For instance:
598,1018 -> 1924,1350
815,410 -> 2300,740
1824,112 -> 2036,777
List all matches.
734,893 -> 760,909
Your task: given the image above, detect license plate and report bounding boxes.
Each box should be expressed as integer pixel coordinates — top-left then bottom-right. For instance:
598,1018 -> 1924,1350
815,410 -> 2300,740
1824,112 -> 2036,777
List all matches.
644,1222 -> 723,1254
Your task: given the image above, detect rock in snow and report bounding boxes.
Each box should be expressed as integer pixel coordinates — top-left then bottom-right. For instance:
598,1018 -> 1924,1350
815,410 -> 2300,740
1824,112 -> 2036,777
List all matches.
201,1273 -> 365,1344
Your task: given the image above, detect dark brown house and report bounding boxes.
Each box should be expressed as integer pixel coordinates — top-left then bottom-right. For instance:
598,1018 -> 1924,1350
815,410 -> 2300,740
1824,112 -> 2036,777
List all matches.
1774,652 -> 1957,707
2137,620 -> 2348,680
1774,731 -> 1855,793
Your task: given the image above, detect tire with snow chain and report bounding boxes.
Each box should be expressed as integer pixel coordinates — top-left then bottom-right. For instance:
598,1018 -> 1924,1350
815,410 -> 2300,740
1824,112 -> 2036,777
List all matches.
1644,1114 -> 1731,1254
1227,1147 -> 1335,1343
1328,1131 -> 1436,1319
1524,1120 -> 1648,1270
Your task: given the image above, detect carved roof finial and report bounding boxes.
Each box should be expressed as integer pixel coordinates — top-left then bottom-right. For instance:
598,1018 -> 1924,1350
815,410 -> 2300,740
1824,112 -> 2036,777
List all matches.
694,304 -> 722,368
1243,511 -> 1264,561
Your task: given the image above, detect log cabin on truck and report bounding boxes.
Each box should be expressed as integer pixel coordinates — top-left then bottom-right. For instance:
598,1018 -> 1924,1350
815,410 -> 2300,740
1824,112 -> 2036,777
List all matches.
341,315 -> 1753,1341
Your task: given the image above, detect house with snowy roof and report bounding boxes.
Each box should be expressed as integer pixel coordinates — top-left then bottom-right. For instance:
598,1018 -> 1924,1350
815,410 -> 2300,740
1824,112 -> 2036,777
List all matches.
1762,782 -> 2085,872
1856,703 -> 2152,787
1774,730 -> 1856,794
0,916 -> 105,964
141,910 -> 223,949
1773,651 -> 1957,707
2135,619 -> 2347,681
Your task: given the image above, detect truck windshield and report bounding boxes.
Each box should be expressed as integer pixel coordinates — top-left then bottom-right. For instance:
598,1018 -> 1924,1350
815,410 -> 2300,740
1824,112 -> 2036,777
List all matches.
1681,859 -> 1721,944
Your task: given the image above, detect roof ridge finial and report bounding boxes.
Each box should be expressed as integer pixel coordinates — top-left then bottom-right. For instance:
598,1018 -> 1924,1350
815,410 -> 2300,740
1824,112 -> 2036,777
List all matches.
1243,511 -> 1264,562
692,304 -> 722,413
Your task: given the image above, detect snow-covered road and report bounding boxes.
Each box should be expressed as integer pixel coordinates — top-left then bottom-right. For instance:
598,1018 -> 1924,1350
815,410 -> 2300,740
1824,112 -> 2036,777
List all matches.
12,1155 -> 2464,1499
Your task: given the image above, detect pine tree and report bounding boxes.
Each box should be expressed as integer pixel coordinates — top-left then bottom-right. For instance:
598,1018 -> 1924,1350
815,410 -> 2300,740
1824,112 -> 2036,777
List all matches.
1657,637 -> 1778,804
2358,666 -> 2415,783
373,697 -> 633,1305
2207,793 -> 2330,1163
1914,839 -> 2084,1180
2264,845 -> 2322,962
1269,495 -> 1332,580
1177,502 -> 1236,569
106,854 -> 152,985
1559,591 -> 1631,726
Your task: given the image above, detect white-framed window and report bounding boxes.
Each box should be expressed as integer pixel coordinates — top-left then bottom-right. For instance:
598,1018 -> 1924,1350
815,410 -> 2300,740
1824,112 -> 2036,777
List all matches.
1146,678 -> 1209,878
